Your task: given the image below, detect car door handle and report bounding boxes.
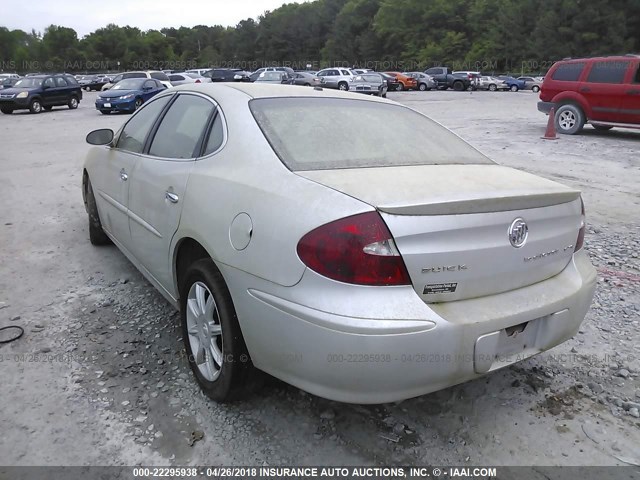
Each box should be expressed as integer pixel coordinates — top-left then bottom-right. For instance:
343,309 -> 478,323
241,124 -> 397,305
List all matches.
120,169 -> 128,181
165,191 -> 179,204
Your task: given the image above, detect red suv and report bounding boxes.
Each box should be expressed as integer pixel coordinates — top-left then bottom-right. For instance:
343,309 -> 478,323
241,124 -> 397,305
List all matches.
538,55 -> 640,134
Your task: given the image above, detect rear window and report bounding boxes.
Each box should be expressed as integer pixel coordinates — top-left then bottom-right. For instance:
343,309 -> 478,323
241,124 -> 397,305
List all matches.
150,72 -> 170,81
551,62 -> 585,81
123,72 -> 147,79
586,61 -> 630,84
249,98 -> 492,171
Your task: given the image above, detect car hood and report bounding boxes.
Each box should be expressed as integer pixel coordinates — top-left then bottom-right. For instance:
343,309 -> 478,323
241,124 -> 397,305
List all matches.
0,87 -> 36,95
99,89 -> 139,98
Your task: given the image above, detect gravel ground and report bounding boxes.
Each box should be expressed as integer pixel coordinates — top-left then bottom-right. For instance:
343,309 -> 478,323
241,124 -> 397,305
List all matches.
0,89 -> 638,468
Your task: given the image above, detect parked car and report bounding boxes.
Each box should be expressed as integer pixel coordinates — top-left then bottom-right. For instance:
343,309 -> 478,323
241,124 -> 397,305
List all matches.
316,68 -> 356,90
0,77 -> 20,89
79,75 -> 111,91
518,76 -> 542,92
101,71 -> 172,91
424,67 -> 471,91
249,67 -> 295,83
349,73 -> 388,97
0,74 -> 82,114
378,72 -> 401,92
0,73 -> 20,79
255,71 -> 291,84
290,72 -> 323,87
185,68 -> 212,76
352,68 -> 374,74
453,71 -> 481,90
476,76 -> 509,91
497,76 -> 526,92
95,78 -> 165,114
204,69 -> 252,83
168,73 -> 202,86
185,73 -> 209,83
82,83 -> 595,404
383,72 -> 417,91
538,55 -> 640,134
403,72 -> 437,91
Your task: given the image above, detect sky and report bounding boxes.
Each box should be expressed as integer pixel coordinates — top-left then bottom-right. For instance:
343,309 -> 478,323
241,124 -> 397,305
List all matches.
2,0 -> 309,37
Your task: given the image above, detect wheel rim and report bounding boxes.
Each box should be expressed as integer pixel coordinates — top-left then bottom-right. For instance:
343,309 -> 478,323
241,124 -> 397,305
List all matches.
32,101 -> 41,113
511,85 -> 517,92
135,99 -> 142,109
533,86 -> 539,92
558,110 -> 576,130
489,85 -> 496,91
419,84 -> 426,91
186,281 -> 223,382
70,98 -> 78,108
339,83 -> 347,91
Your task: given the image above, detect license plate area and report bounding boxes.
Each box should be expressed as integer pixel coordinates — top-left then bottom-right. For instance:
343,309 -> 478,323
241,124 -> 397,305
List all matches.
104,103 -> 111,108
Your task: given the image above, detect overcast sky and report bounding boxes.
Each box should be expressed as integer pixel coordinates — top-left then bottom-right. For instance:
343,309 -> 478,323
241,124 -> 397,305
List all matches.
2,0 -> 309,37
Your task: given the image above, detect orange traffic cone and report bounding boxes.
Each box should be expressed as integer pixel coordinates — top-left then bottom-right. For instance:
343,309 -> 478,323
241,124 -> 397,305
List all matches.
541,107 -> 558,140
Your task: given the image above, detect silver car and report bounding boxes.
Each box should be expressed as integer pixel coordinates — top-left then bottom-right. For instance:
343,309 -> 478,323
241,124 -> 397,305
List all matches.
168,73 -> 201,86
403,72 -> 437,91
316,68 -> 356,90
350,73 -> 388,97
82,84 -> 596,404
477,76 -> 510,91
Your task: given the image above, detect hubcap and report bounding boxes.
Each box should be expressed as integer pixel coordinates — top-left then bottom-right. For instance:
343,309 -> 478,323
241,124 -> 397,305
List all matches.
558,111 -> 576,130
33,102 -> 41,112
186,282 -> 223,381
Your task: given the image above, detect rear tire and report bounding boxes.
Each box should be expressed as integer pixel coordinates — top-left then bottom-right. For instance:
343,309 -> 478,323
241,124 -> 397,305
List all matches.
396,83 -> 403,91
452,81 -> 464,91
338,82 -> 348,91
418,83 -> 427,91
532,85 -> 540,93
555,104 -> 585,135
1,106 -> 14,114
510,85 -> 519,92
85,176 -> 111,246
180,259 -> 257,402
488,84 -> 497,92
68,96 -> 79,109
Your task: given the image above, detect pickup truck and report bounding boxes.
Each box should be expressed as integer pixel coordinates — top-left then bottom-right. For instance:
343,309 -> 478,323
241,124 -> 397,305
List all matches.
424,67 -> 471,91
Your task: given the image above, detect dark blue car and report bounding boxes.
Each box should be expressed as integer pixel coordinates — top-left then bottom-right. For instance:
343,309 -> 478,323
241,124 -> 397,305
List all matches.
95,78 -> 166,114
497,76 -> 527,92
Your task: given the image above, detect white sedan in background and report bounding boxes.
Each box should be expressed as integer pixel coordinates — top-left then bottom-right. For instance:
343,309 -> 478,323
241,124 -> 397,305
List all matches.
82,84 -> 596,404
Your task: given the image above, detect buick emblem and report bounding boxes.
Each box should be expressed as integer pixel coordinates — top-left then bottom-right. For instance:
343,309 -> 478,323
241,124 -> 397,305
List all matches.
509,218 -> 528,248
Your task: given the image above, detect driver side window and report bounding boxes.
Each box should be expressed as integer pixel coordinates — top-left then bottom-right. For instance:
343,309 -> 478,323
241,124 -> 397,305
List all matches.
116,95 -> 172,154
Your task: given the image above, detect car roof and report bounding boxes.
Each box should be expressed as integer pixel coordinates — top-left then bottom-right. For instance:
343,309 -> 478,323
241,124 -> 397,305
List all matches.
171,82 -> 389,103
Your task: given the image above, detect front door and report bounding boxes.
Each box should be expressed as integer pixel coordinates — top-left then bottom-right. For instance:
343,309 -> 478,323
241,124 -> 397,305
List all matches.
92,94 -> 173,247
127,93 -> 217,291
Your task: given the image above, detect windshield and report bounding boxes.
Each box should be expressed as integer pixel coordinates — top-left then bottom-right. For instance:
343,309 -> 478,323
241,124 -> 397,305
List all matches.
122,72 -> 147,80
112,79 -> 146,90
250,98 -> 493,171
14,78 -> 43,88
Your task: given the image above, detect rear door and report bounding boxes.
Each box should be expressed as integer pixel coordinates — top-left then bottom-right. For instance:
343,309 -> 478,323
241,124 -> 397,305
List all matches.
40,77 -> 57,105
619,60 -> 640,124
580,59 -> 631,123
127,93 -> 218,290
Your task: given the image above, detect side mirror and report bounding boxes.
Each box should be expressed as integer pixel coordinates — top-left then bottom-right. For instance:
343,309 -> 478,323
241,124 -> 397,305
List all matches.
86,129 -> 114,146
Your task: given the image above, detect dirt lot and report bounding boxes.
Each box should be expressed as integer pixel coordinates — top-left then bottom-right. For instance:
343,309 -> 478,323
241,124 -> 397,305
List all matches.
0,89 -> 638,468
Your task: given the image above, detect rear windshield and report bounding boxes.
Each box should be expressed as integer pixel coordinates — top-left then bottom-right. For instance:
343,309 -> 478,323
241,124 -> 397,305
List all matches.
150,72 -> 170,81
250,98 -> 492,171
123,72 -> 147,79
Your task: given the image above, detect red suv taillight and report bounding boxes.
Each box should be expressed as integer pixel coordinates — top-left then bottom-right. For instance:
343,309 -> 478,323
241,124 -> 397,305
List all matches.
297,211 -> 411,286
575,197 -> 585,252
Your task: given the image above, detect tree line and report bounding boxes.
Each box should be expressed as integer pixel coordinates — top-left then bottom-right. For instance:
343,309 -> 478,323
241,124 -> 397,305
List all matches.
1,0 -> 638,75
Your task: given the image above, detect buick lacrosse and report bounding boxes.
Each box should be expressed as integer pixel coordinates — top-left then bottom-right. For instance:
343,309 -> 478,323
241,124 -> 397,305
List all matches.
82,84 -> 596,404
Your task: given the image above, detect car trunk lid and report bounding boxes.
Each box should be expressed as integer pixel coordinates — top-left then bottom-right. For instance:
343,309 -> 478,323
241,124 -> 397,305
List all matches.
297,164 -> 582,302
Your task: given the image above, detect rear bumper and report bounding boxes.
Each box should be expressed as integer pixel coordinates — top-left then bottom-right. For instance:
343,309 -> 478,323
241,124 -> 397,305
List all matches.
224,250 -> 596,404
538,101 -> 555,114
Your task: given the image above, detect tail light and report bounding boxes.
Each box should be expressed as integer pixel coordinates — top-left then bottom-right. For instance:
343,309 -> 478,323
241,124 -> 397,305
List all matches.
297,211 -> 411,286
195,79 -> 201,83
575,197 -> 585,251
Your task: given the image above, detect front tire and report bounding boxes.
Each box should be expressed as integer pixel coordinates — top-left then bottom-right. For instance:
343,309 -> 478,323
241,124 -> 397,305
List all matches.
488,84 -> 497,92
510,85 -> 519,92
452,81 -> 464,91
29,99 -> 43,114
396,83 -> 403,91
68,96 -> 79,109
532,85 -> 540,93
134,98 -> 143,110
338,82 -> 348,91
1,106 -> 14,114
85,176 -> 111,245
555,104 -> 585,135
180,259 -> 255,402
418,83 -> 427,91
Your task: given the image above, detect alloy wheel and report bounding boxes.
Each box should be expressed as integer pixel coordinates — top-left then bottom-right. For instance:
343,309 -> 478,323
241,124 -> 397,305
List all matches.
186,281 -> 224,382
558,111 -> 577,130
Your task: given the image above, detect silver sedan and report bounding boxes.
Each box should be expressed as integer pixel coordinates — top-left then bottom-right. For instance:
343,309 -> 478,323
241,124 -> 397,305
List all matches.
82,84 -> 596,404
